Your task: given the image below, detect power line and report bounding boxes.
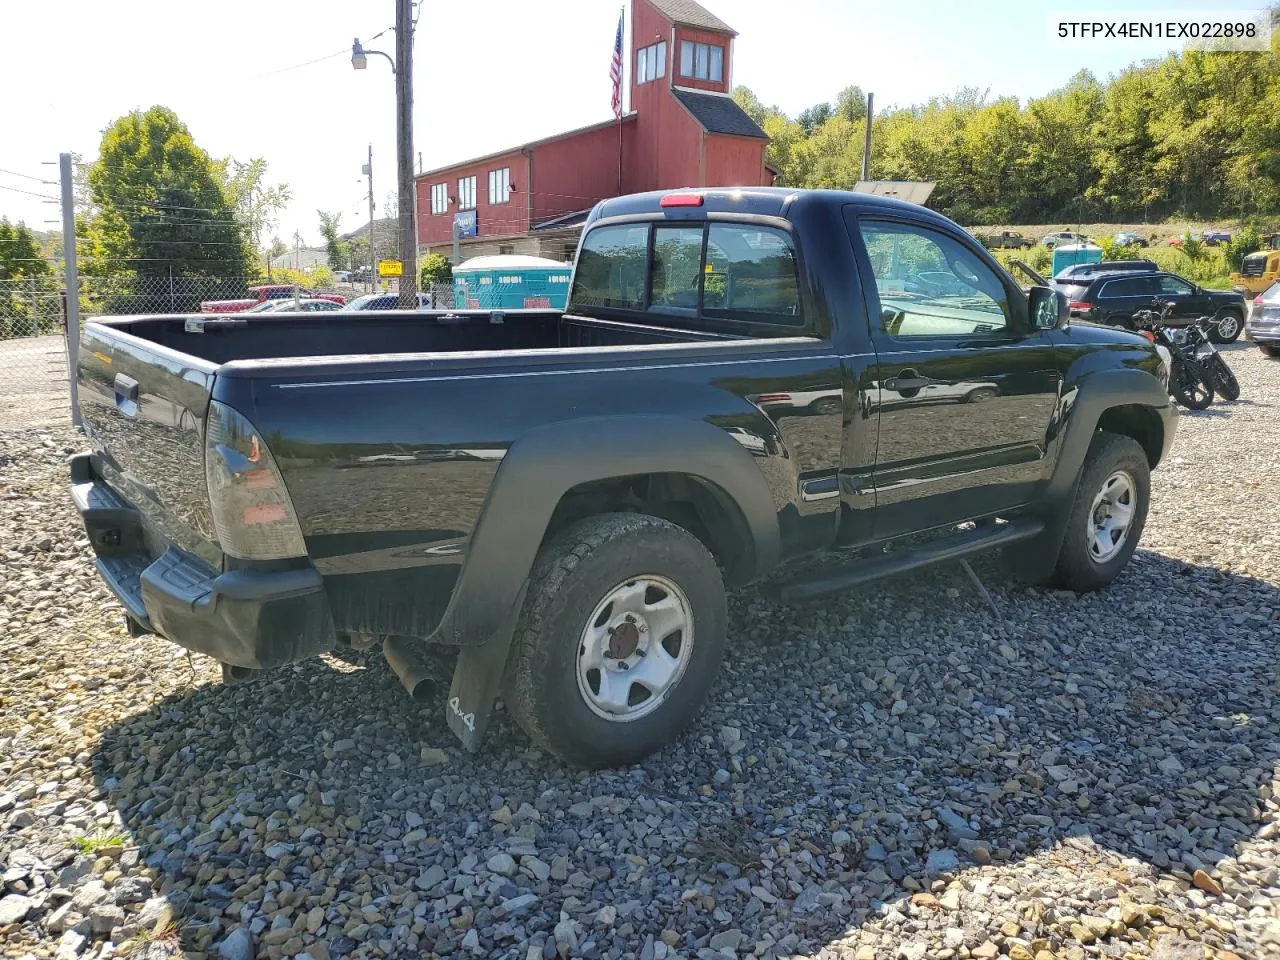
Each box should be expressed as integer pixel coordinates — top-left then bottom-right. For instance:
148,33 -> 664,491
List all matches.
0,183 -> 57,201
249,24 -> 392,79
0,167 -> 53,185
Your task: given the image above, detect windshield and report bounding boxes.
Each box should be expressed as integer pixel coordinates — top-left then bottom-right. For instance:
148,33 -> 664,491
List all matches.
341,294 -> 378,311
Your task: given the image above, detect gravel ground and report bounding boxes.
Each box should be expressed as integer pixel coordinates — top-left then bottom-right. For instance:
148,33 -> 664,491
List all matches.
2,344 -> 1278,960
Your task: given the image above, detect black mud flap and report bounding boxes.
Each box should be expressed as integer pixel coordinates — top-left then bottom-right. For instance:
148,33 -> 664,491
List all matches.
445,583 -> 528,752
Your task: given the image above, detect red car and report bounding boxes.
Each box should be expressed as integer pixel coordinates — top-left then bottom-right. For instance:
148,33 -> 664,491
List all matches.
200,284 -> 345,314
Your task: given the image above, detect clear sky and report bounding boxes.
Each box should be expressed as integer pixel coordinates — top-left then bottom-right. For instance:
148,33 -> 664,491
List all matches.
1,0 -> 1267,247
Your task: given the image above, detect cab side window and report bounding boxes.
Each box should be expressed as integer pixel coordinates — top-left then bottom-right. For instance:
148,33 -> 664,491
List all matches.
858,220 -> 1012,338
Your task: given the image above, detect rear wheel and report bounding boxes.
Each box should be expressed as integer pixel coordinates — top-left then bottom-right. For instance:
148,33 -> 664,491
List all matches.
503,513 -> 727,768
1051,432 -> 1150,592
1171,360 -> 1214,410
1209,310 -> 1244,343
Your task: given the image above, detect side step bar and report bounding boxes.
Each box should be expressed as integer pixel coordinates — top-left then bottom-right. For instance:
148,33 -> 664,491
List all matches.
771,519 -> 1045,603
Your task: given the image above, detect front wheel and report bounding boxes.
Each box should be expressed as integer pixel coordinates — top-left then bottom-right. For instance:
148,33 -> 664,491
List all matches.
1206,353 -> 1240,401
503,513 -> 727,768
1171,360 -> 1214,410
1051,432 -> 1151,592
1209,310 -> 1244,344
1258,344 -> 1280,359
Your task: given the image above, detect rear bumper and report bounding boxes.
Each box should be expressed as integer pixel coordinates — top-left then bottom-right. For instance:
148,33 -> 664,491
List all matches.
70,453 -> 336,669
1248,320 -> 1280,345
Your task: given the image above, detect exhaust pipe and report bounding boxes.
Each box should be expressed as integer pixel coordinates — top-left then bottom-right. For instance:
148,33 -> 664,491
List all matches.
220,662 -> 259,685
382,636 -> 439,702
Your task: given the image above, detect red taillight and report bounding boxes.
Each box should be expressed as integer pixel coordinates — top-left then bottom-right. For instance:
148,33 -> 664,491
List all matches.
1254,294 -> 1263,306
1069,301 -> 1093,311
756,393 -> 792,402
1139,330 -> 1156,342
660,192 -> 704,208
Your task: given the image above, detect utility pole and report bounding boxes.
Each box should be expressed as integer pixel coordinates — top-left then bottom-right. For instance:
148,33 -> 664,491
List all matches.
861,92 -> 874,181
58,153 -> 81,428
395,0 -> 418,308
363,145 -> 375,293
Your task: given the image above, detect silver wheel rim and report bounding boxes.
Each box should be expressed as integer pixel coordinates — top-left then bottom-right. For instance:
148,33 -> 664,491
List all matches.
1087,469 -> 1136,564
1218,314 -> 1240,340
576,574 -> 694,722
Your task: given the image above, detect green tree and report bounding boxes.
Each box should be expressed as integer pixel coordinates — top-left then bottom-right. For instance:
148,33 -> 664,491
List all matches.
797,102 -> 833,135
0,219 -> 50,281
317,211 -> 350,271
84,106 -> 250,283
219,157 -> 291,254
419,252 -> 453,288
834,85 -> 867,124
0,219 -> 54,335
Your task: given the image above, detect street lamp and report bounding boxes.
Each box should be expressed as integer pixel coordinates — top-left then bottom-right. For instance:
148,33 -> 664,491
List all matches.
350,4 -> 418,309
350,38 -> 395,73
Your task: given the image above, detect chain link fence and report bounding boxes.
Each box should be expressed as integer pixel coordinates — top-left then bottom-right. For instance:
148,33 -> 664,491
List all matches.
0,265 -> 576,430
0,277 -> 70,430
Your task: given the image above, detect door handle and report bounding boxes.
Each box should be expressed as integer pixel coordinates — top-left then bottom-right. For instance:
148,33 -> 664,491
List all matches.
114,373 -> 139,416
884,369 -> 931,392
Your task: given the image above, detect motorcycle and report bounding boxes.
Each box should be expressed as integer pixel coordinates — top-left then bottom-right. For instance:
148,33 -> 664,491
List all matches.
1131,300 -> 1215,410
1177,314 -> 1240,401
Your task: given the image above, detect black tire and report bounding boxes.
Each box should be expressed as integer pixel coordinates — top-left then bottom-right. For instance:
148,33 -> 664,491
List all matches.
1258,344 -> 1280,358
1206,353 -> 1240,401
1209,310 -> 1244,344
503,513 -> 727,768
1051,432 -> 1151,592
1171,360 -> 1214,410
810,396 -> 842,416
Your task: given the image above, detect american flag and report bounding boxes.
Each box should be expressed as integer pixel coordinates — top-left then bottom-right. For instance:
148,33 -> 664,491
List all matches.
610,8 -> 624,119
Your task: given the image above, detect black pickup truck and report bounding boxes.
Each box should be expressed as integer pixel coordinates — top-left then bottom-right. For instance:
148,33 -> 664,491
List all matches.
72,188 -> 1177,768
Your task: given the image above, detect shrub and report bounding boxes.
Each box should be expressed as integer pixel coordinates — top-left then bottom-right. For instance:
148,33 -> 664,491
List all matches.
420,252 -> 453,288
1226,226 -> 1262,273
1026,244 -> 1052,273
1179,232 -> 1203,262
1146,246 -> 1228,285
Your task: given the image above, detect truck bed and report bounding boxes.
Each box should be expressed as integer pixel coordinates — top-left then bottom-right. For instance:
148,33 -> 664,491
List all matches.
101,309 -> 731,365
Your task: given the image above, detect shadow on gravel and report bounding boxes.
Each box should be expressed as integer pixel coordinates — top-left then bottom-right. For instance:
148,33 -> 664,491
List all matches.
88,550 -> 1280,958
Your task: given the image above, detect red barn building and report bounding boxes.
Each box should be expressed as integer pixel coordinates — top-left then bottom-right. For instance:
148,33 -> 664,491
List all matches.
415,0 -> 771,262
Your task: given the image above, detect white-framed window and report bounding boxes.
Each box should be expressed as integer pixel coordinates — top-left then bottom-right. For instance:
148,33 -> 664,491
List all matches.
636,41 -> 665,84
457,175 -> 476,210
430,183 -> 447,215
488,167 -> 510,205
680,41 -> 723,82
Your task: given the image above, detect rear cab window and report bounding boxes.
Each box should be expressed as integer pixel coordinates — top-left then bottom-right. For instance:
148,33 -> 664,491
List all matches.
570,220 -> 804,335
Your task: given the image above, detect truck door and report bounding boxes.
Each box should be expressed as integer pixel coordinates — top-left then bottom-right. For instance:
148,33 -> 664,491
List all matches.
844,211 -> 1063,538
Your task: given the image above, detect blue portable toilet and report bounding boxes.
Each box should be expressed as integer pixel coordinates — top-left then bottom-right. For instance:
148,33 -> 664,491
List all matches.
1052,241 -> 1103,276
452,255 -> 572,309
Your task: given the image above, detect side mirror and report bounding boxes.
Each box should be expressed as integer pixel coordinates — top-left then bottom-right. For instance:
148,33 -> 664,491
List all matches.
1029,285 -> 1069,330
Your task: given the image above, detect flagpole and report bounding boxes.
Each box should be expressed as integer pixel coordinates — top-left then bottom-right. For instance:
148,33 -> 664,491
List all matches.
616,5 -> 624,195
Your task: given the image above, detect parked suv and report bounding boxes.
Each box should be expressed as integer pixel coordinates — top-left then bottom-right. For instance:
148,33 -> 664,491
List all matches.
1246,280 -> 1280,357
1059,271 -> 1245,342
1054,259 -> 1158,282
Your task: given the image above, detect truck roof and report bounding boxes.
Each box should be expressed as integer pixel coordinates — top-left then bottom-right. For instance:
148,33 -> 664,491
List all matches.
592,187 -> 950,228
